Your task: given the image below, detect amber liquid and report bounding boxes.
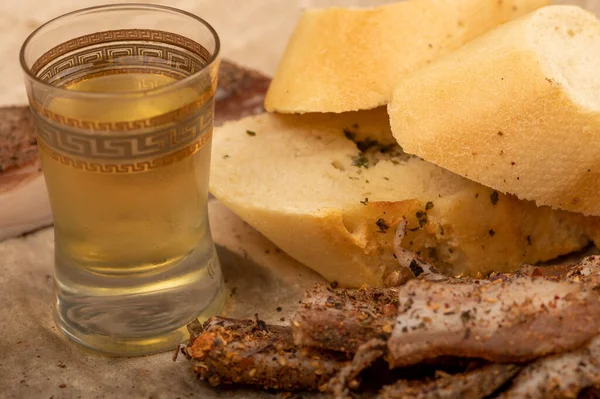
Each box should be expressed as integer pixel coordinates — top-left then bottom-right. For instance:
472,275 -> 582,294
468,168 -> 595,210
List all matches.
44,73 -> 213,273
41,71 -> 224,356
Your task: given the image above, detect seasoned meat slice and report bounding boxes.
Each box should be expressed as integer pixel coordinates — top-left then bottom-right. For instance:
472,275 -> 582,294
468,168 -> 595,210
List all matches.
292,284 -> 398,353
377,363 -> 521,399
186,316 -> 347,391
564,255 -> 600,284
498,336 -> 600,399
387,273 -> 600,367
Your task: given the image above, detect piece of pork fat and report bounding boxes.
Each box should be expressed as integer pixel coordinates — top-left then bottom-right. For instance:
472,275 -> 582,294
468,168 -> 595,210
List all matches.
387,271 -> 600,368
292,284 -> 398,353
497,336 -> 600,399
564,255 -> 600,284
186,316 -> 348,392
376,363 -> 521,399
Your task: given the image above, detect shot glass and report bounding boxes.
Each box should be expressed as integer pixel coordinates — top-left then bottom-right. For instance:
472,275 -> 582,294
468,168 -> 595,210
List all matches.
20,4 -> 225,356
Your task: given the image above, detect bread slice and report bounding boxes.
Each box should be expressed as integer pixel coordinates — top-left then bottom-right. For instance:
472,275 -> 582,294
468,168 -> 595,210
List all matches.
264,0 -> 549,114
389,5 -> 600,217
209,109 -> 600,287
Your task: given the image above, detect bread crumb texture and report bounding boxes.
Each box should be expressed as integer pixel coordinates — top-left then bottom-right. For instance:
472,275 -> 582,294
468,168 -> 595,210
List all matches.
210,110 -> 600,287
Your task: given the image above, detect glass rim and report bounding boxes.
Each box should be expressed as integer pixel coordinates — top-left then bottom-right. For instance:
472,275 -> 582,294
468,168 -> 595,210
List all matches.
19,3 -> 221,100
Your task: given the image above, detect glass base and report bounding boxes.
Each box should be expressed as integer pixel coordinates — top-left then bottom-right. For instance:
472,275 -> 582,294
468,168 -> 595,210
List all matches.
54,285 -> 224,356
53,244 -> 225,356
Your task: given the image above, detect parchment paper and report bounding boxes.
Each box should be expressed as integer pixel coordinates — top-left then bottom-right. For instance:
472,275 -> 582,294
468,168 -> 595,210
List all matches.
1,1 -> 599,398
0,201 -> 327,399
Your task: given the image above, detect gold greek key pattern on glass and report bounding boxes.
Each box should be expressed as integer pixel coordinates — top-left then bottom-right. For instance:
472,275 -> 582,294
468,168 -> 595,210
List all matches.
30,28 -> 217,132
30,28 -> 216,173
31,29 -> 211,76
38,43 -> 207,84
33,103 -> 213,161
38,131 -> 212,174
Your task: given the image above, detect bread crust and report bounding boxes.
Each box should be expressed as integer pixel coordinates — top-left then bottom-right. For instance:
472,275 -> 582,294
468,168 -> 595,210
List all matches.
389,5 -> 600,216
264,0 -> 549,114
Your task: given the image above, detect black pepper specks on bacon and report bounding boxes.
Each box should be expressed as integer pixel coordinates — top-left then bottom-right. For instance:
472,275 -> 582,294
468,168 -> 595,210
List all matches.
185,257 -> 600,398
387,258 -> 600,368
497,336 -> 600,398
0,106 -> 39,173
186,316 -> 347,391
292,284 -> 398,354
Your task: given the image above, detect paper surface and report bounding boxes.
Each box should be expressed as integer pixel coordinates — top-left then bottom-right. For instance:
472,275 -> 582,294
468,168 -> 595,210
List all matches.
1,1 -> 599,398
0,201 -> 326,399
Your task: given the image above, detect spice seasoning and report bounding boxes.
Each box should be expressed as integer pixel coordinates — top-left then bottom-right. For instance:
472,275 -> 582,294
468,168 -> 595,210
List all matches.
376,218 -> 389,233
416,211 -> 428,228
352,154 -> 369,168
490,191 -> 499,205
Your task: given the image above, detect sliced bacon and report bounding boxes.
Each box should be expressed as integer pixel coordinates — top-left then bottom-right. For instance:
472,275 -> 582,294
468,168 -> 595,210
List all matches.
387,258 -> 600,367
292,284 -> 398,353
187,316 -> 347,392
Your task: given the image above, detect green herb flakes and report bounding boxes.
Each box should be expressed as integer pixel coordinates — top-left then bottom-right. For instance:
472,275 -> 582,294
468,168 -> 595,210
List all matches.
490,191 -> 499,206
356,139 -> 378,152
416,211 -> 428,228
343,129 -> 356,141
352,154 -> 369,168
376,218 -> 389,233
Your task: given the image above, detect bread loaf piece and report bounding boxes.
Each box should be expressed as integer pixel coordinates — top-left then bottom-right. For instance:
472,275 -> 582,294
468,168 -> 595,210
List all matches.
389,5 -> 600,216
210,110 -> 600,287
264,0 -> 549,114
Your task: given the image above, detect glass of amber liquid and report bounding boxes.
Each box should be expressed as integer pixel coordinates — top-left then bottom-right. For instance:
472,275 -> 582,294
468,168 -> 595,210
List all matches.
20,4 -> 225,356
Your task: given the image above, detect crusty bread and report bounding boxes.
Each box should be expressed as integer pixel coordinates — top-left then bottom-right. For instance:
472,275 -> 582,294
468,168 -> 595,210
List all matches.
264,0 -> 549,114
209,109 -> 600,287
389,5 -> 600,217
